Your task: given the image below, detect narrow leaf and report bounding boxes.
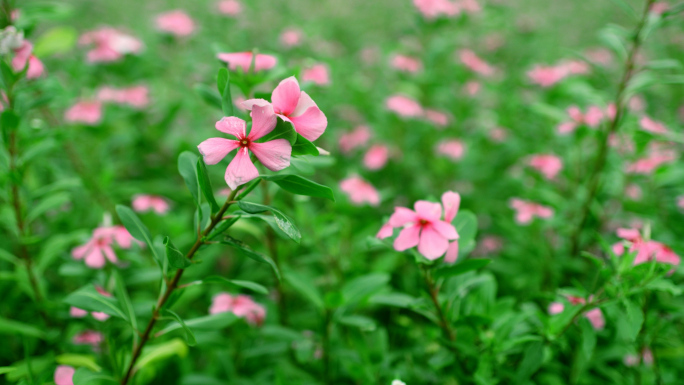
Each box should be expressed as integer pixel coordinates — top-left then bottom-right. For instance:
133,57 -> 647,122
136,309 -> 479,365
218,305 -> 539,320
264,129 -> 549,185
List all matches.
221,237 -> 281,280
262,174 -> 335,201
164,309 -> 197,346
178,152 -> 201,206
237,201 -> 301,243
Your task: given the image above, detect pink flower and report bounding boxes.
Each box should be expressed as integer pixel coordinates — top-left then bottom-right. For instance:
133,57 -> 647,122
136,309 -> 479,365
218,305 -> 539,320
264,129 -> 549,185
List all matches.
625,184 -> 642,200
54,366 -> 75,385
302,64 -> 330,86
64,101 -> 103,125
639,116 -> 668,134
79,27 -> 143,63
557,60 -> 590,75
216,52 -> 277,73
464,81 -> 481,96
73,330 -> 104,348
548,296 -> 605,330
424,109 -> 450,128
71,226 -> 136,268
243,77 -> 328,141
413,0 -> 460,19
378,193 -> 460,260
436,140 -> 465,161
459,49 -> 494,77
210,293 -> 266,326
339,125 -> 371,153
280,28 -> 303,48
390,54 -> 423,73
385,95 -> 423,118
12,41 -> 45,79
528,154 -> 563,180
548,302 -> 564,315
69,287 -> 112,321
340,176 -> 380,206
155,10 -> 195,37
624,349 -> 654,367
97,86 -> 149,108
460,0 -> 482,13
363,144 -> 389,170
527,65 -> 568,87
217,0 -> 242,16
474,235 -> 503,256
650,2 -> 669,14
677,195 -> 684,210
613,228 -> 681,267
509,198 -> 553,224
556,105 -> 604,134
198,104 -> 292,189
585,308 -> 605,330
625,144 -> 677,174
132,194 -> 170,215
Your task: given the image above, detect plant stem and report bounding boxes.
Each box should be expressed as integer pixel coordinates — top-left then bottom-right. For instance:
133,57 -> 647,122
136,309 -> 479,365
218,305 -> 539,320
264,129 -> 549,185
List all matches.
421,265 -> 456,344
120,188 -> 239,385
569,0 -> 656,256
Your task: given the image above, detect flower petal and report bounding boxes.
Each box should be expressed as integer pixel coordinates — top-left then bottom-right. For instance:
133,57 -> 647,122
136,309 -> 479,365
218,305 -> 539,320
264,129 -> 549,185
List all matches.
225,148 -> 259,189
289,105 -> 328,141
84,247 -> 106,268
431,221 -> 458,240
441,191 -> 461,222
389,207 -> 418,227
198,138 -> 240,165
414,201 -> 442,221
242,98 -> 271,110
376,223 -> 394,239
418,226 -> 449,260
215,117 -> 246,138
248,103 -> 277,140
444,241 -> 459,263
272,76 -> 300,116
394,224 -> 421,251
249,139 -> 292,171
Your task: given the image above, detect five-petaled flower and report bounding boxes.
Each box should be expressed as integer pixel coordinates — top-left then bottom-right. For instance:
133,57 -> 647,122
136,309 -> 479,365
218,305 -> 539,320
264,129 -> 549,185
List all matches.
71,226 -> 136,268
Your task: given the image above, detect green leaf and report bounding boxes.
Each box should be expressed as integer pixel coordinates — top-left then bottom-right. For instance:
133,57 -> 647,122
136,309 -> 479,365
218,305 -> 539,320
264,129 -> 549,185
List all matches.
237,201 -> 301,243
258,117 -> 297,145
55,354 -> 101,372
0,248 -> 20,266
26,192 -> 70,224
0,61 -> 17,89
178,151 -> 201,206
134,339 -> 188,371
112,271 -> 138,342
580,318 -> 596,360
202,275 -> 269,294
221,237 -> 281,280
453,210 -> 478,243
72,368 -> 118,385
261,174 -> 334,201
194,84 -> 222,110
516,341 -> 544,381
33,26 -> 78,57
217,68 -> 234,117
63,285 -> 129,321
0,317 -> 46,339
291,134 -> 319,156
433,259 -> 491,279
607,0 -> 637,19
164,310 -> 197,346
157,313 -> 239,336
197,158 -> 220,213
283,269 -> 324,311
622,300 -> 643,341
116,205 -> 162,263
164,236 -> 191,269
368,292 -> 417,308
337,315 -> 377,331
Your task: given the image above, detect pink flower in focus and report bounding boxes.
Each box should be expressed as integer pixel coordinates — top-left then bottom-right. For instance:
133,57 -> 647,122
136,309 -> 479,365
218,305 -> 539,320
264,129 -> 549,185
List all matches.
12,41 -> 45,79
73,330 -> 104,348
340,176 -> 380,206
132,194 -> 170,215
280,28 -> 303,48
385,95 -> 423,118
413,0 -> 460,19
528,154 -> 563,180
217,52 -> 277,73
509,199 -> 553,224
71,226 -> 136,268
210,293 -> 266,326
79,27 -> 143,63
97,86 -> 149,108
302,64 -> 330,86
217,0 -> 242,16
459,49 -> 494,77
339,125 -> 371,154
378,192 -> 460,260
436,139 -> 465,161
54,366 -> 75,385
243,77 -> 327,141
390,54 -> 423,73
639,116 -> 668,134
64,101 -> 103,125
364,144 -> 390,170
155,10 -> 195,37
424,109 -> 450,128
198,105 -> 292,189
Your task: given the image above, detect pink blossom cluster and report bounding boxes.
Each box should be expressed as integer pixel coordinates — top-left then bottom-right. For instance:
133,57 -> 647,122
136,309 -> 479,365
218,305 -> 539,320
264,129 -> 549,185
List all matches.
557,105 -> 613,134
79,27 -> 143,63
385,95 -> 452,127
458,49 -> 495,77
625,143 -> 677,174
12,41 -> 45,79
527,154 -> 563,180
527,60 -> 590,87
71,226 -> 137,268
509,198 -> 553,225
64,101 -> 103,125
390,54 -> 423,73
612,228 -> 681,267
132,194 -> 170,215
96,85 -> 150,108
210,292 -> 266,326
340,176 -> 380,206
549,295 -> 605,330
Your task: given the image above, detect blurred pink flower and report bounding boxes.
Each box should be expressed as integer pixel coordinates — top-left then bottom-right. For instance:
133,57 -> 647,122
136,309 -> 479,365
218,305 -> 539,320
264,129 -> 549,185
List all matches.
629,95 -> 646,112
557,60 -> 590,75
155,10 -> 195,37
132,194 -> 170,215
79,27 -> 143,63
364,144 -> 390,170
413,0 -> 460,19
639,116 -> 668,134
459,49 -> 494,76
624,349 -> 654,367
244,76 -> 328,141
585,48 -> 613,66
464,81 -> 481,96
385,95 -> 423,118
613,228 -> 681,267
217,52 -> 277,72
436,139 -> 465,161
64,101 -> 103,125
217,0 -> 242,16
390,54 -> 423,73
460,0 -> 482,13
210,293 -> 266,326
340,176 -> 380,206
12,41 -> 44,79
97,86 -> 149,108
625,184 -> 642,200
650,2 -> 669,14
625,144 -> 677,174
489,127 -> 507,142
378,192 -> 460,260
198,105 -> 291,189
69,287 -> 112,321
509,198 -> 553,224
549,296 -> 605,330
556,105 -> 604,134
71,226 -> 136,268
54,366 -> 75,385
474,235 -> 503,256
302,64 -> 330,86
73,330 -> 104,348
339,125 -> 371,153
678,195 -> 684,210
527,65 -> 568,87
280,28 -> 303,48
528,154 -> 563,180
424,109 -> 450,128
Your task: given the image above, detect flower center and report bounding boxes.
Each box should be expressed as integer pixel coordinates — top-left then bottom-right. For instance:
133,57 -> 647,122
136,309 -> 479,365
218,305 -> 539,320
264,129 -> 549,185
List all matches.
240,139 -> 250,147
419,219 -> 429,226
